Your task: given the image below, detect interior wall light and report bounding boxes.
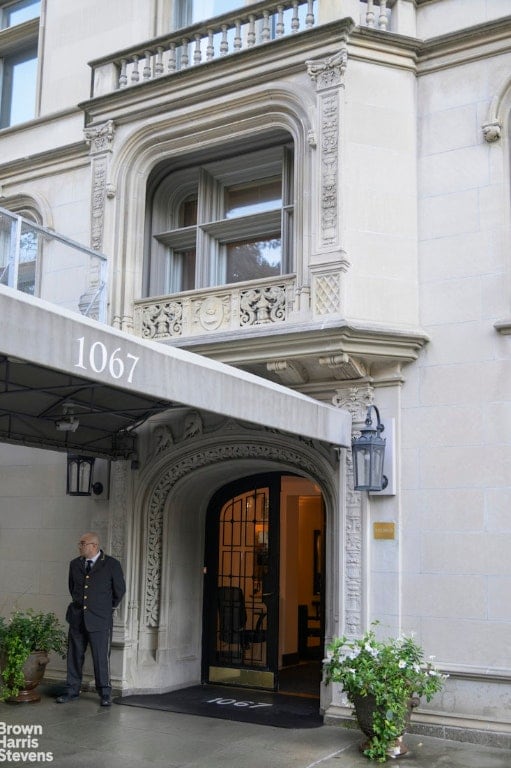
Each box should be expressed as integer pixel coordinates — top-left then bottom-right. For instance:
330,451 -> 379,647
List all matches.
351,405 -> 388,492
66,455 -> 104,496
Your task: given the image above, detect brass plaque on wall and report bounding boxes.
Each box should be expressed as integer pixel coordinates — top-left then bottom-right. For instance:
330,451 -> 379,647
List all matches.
373,522 -> 395,540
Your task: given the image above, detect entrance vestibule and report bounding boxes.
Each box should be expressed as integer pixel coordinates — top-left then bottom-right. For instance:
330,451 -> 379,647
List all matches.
203,472 -> 325,697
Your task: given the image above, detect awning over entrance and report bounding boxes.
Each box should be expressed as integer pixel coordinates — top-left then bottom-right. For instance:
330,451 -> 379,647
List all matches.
0,286 -> 351,458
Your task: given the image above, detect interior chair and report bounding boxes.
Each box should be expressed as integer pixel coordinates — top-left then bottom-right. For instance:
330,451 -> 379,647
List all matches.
217,586 -> 267,654
217,586 -> 247,646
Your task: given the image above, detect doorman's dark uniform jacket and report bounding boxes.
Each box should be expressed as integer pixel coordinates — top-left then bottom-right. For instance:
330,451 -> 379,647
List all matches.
64,550 -> 126,698
66,551 -> 126,630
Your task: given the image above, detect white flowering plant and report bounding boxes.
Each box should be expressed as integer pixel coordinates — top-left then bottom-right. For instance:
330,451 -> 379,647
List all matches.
323,623 -> 446,762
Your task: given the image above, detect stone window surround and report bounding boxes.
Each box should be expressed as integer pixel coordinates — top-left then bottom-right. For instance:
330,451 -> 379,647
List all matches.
148,141 -> 294,297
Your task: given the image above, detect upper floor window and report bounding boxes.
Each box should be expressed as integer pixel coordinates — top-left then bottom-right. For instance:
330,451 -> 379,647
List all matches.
147,141 -> 294,297
0,0 -> 40,128
178,0 -> 243,26
0,204 -> 40,295
1,0 -> 40,27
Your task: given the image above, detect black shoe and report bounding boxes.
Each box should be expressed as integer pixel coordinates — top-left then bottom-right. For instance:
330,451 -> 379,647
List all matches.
100,697 -> 112,707
56,694 -> 79,703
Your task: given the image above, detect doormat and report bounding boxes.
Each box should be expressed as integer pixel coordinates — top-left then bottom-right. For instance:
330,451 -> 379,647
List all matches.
114,685 -> 323,728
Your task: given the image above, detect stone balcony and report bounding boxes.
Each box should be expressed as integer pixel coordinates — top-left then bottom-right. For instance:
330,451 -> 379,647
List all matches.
88,0 -> 399,100
133,275 -> 297,341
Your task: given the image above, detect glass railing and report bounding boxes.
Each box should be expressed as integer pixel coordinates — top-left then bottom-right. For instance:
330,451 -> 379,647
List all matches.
0,206 -> 108,322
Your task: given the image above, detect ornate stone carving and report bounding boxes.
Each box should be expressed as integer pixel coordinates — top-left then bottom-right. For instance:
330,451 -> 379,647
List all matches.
90,155 -> 108,251
140,301 -> 183,339
143,441 -> 331,627
240,284 -> 286,325
183,411 -> 203,439
266,360 -> 308,385
306,45 -> 347,251
319,92 -> 340,245
85,121 -> 115,252
306,48 -> 347,91
482,121 -> 502,143
193,295 -> 230,331
133,276 -> 295,340
153,425 -> 174,455
84,120 -> 116,154
333,384 -> 375,637
314,272 -> 341,314
333,384 -> 374,423
110,461 -> 129,561
319,354 -> 366,380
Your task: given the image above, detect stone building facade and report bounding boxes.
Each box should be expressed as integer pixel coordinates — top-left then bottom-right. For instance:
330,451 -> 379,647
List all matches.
1,0 -> 511,745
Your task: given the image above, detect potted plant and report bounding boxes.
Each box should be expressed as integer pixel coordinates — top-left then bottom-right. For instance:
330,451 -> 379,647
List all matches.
323,623 -> 447,763
0,609 -> 67,703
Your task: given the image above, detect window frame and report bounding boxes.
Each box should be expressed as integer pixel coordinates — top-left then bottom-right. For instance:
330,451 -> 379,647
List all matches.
0,0 -> 40,29
0,3 -> 39,129
149,143 -> 294,297
0,203 -> 42,296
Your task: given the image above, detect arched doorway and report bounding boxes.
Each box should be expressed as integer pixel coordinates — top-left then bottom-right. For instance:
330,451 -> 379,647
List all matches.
203,472 -> 325,696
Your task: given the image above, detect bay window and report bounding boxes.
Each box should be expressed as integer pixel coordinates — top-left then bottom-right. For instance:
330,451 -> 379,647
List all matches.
147,142 -> 294,297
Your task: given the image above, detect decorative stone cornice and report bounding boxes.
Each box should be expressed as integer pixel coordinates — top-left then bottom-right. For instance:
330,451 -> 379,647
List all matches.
494,319 -> 511,335
319,354 -> 366,381
266,359 -> 309,385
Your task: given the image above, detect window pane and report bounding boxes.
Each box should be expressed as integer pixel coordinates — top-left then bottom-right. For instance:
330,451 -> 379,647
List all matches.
170,249 -> 196,292
2,0 -> 40,28
18,223 -> 37,294
1,48 -> 37,127
179,196 -> 198,227
226,238 -> 281,283
189,0 -> 245,23
225,179 -> 282,219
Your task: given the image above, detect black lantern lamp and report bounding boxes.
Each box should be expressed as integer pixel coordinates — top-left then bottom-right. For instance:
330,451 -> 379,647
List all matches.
66,455 -> 103,496
352,405 -> 388,492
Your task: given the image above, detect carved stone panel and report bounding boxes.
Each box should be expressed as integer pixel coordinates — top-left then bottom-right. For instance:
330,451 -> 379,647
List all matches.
306,47 -> 347,253
333,384 -> 375,637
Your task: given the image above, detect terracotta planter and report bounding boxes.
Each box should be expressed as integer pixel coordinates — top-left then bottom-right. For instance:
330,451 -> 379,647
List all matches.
351,693 -> 418,759
5,651 -> 49,703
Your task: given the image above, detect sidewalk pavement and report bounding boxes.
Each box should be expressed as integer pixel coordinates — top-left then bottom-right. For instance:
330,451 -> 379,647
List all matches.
0,685 -> 509,768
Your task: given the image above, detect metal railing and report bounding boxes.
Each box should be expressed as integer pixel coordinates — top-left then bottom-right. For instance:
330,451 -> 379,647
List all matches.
0,206 -> 108,322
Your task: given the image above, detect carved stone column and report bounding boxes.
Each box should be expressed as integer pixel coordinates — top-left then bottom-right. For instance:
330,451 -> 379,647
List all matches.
306,45 -> 349,318
80,121 -> 116,320
84,120 -> 116,252
109,460 -> 130,631
332,384 -> 374,636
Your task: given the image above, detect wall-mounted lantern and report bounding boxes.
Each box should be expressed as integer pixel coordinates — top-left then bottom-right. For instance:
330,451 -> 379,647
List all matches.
351,405 -> 388,492
66,455 -> 104,496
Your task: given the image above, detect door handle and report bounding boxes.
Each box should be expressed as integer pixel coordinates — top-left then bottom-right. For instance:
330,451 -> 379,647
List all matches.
262,592 -> 274,598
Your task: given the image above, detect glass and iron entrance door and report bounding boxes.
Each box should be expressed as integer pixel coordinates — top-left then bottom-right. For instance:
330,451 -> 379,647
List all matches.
203,474 -> 280,690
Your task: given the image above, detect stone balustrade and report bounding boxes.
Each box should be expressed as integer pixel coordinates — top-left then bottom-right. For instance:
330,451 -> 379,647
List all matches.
133,275 -> 296,341
89,0 -> 396,97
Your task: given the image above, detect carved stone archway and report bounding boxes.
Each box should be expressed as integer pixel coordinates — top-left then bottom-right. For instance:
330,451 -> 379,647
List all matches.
141,434 -> 337,630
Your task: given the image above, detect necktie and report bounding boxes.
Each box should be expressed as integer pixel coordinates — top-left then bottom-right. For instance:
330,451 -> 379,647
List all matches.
86,559 -> 93,573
